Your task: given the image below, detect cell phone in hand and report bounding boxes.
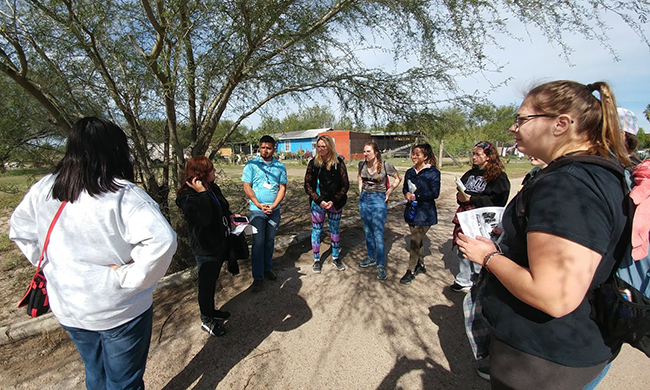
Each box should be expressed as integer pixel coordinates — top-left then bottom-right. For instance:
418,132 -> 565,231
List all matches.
230,215 -> 249,225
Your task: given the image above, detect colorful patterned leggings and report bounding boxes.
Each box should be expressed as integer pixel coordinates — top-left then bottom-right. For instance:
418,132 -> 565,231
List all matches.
311,202 -> 342,261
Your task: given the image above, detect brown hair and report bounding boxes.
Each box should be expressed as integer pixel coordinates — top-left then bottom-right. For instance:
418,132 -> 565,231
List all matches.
473,141 -> 504,182
176,156 -> 214,194
363,141 -> 383,180
625,133 -> 639,155
525,80 -> 630,166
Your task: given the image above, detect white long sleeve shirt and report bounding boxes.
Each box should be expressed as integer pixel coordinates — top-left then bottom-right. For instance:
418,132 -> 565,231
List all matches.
9,174 -> 177,331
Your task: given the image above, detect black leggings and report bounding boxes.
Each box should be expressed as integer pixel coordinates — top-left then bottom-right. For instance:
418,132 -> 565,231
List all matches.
196,256 -> 224,322
489,335 -> 609,390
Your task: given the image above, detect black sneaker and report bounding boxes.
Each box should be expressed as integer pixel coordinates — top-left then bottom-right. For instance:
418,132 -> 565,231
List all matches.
214,310 -> 230,321
400,270 -> 415,285
450,282 -> 471,293
477,366 -> 490,381
332,258 -> 345,271
312,261 -> 322,273
264,269 -> 278,281
377,265 -> 387,280
414,263 -> 426,276
251,279 -> 263,293
201,319 -> 226,337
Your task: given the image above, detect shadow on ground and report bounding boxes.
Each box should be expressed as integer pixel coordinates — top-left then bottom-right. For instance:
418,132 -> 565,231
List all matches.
161,244 -> 313,389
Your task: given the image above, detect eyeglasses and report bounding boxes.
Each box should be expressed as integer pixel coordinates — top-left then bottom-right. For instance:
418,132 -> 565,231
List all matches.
513,114 -> 558,130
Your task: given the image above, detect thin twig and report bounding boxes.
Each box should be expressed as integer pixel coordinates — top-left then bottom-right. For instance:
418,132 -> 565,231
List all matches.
243,373 -> 255,390
158,306 -> 180,343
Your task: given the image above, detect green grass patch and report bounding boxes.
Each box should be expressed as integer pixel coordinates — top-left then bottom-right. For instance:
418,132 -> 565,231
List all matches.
0,233 -> 14,252
0,169 -> 46,210
0,234 -> 26,272
0,167 -> 50,177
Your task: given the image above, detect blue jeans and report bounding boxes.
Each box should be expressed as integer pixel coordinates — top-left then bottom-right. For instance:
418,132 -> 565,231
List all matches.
359,191 -> 388,265
455,248 -> 482,287
62,306 -> 153,390
250,208 -> 281,280
583,362 -> 611,389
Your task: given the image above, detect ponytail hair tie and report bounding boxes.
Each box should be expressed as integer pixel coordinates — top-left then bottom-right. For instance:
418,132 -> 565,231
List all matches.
587,83 -> 596,92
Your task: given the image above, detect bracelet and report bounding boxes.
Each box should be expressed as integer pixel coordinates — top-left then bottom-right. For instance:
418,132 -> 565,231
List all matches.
483,251 -> 502,270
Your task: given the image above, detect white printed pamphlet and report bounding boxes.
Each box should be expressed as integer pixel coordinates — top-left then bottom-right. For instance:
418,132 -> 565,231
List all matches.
456,206 -> 504,240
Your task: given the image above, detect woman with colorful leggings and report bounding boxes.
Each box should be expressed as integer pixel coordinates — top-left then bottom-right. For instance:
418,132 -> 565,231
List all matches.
304,135 -> 350,273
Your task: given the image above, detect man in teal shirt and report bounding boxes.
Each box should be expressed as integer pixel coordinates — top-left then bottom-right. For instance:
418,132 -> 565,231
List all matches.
242,135 -> 287,293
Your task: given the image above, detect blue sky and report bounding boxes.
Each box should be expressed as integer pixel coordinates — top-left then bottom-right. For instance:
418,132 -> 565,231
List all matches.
456,16 -> 650,131
242,12 -> 649,132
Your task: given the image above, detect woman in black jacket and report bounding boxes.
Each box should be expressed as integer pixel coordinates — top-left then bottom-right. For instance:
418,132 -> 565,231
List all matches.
451,141 -> 510,293
304,135 -> 350,274
176,156 -> 233,337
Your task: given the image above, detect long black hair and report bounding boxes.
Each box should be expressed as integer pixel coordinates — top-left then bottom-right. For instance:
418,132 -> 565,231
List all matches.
52,117 -> 135,202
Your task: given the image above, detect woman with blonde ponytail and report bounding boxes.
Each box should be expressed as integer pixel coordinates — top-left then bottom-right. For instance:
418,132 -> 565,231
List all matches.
457,80 -> 630,388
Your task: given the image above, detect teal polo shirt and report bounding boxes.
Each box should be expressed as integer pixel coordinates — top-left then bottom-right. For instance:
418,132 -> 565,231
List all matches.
242,156 -> 288,211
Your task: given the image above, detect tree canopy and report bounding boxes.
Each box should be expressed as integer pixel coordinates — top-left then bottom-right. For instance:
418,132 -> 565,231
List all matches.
1,0 -> 648,203
0,74 -> 61,171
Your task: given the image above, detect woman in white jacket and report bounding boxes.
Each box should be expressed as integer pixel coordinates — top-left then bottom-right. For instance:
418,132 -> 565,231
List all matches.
10,117 -> 177,390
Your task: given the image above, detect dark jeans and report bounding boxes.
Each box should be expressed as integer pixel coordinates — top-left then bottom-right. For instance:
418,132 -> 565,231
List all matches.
62,305 -> 153,390
250,208 -> 281,280
196,255 -> 225,323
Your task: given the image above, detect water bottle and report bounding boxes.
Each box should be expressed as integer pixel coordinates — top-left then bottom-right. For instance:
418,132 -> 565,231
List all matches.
407,200 -> 418,221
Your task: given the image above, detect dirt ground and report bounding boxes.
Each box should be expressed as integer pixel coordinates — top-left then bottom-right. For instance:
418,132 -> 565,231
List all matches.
1,172 -> 649,389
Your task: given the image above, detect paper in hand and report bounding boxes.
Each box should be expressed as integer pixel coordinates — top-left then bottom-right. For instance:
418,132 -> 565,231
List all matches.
232,224 -> 258,236
456,206 -> 504,240
455,177 -> 468,197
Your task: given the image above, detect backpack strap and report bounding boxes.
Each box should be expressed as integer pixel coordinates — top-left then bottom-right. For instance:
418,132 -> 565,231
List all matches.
516,155 -> 632,277
516,155 -> 626,220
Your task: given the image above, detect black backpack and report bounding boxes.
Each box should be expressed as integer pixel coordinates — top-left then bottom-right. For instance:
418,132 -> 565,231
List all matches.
517,155 -> 650,358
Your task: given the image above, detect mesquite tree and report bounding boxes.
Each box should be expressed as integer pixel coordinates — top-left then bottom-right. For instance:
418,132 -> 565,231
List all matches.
1,0 -> 648,207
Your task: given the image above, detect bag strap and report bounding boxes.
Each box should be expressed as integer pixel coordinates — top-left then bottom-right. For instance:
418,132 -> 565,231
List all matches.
516,154 -> 626,219
515,154 -> 632,277
34,201 -> 67,274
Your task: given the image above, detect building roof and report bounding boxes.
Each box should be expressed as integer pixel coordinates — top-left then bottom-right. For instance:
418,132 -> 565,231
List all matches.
274,128 -> 331,140
371,130 -> 420,137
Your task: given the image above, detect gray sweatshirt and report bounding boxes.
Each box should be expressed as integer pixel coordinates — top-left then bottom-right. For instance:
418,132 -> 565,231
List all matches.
9,174 -> 177,331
